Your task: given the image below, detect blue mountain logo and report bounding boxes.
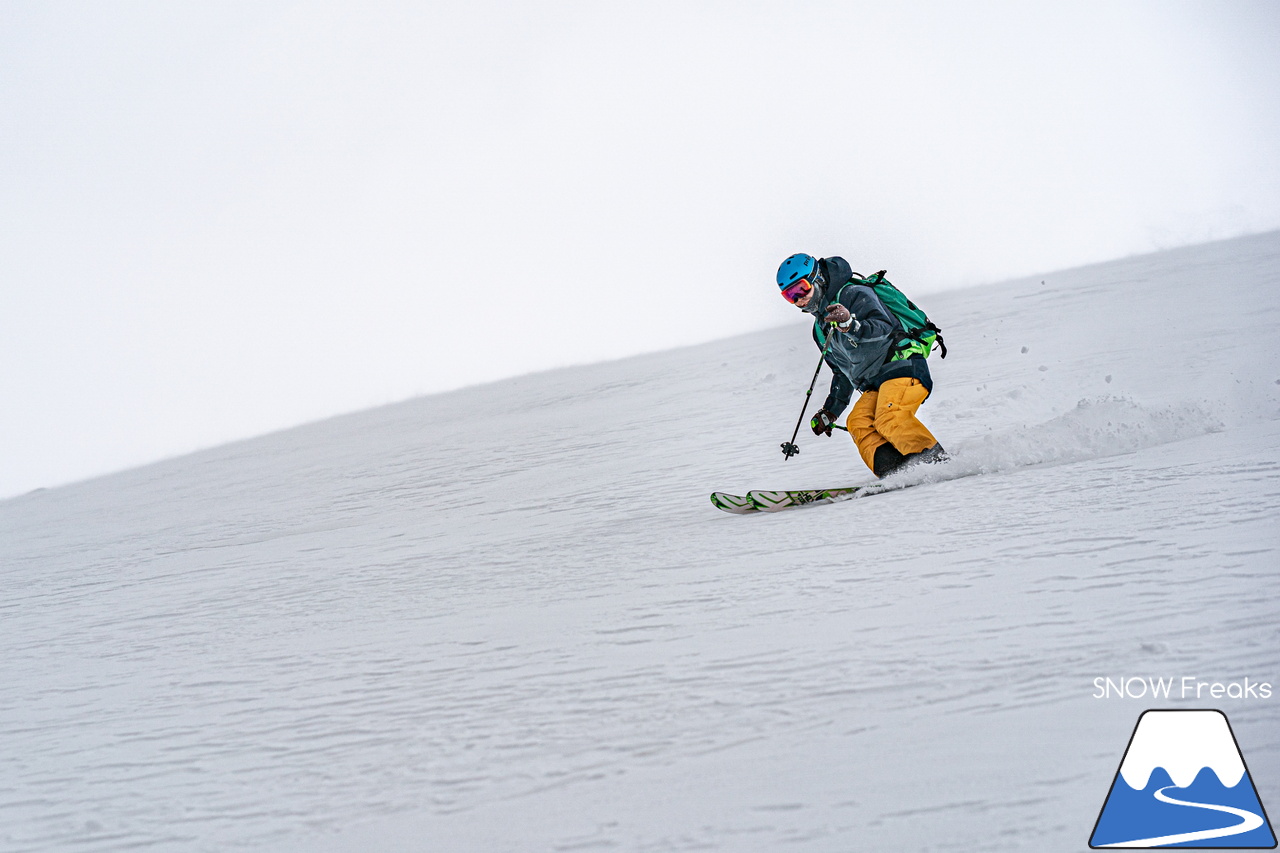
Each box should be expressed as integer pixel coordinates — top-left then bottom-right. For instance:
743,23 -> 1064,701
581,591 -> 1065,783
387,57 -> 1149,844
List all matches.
1090,710 -> 1276,848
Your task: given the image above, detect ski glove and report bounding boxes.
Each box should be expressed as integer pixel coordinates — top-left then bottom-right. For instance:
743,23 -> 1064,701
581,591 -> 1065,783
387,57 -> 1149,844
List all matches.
810,408 -> 836,437
823,304 -> 859,333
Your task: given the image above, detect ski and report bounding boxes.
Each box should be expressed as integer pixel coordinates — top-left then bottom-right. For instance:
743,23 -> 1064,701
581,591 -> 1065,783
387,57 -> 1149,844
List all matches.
748,487 -> 866,512
709,486 -> 864,514
712,463 -> 963,514
709,492 -> 757,514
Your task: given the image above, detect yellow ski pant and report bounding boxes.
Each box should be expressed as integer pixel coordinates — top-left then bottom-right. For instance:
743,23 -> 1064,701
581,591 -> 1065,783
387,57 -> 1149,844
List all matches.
845,377 -> 938,473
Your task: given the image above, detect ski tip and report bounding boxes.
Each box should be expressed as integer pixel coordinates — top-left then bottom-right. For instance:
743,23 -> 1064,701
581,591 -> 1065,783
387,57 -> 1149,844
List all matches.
710,492 -> 758,514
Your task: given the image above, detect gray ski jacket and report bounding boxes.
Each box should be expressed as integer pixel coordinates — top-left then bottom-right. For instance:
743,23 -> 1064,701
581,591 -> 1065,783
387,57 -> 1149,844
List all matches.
808,256 -> 933,417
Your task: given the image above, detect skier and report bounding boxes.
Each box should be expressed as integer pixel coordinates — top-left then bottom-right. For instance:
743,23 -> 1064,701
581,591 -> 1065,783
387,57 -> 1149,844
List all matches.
776,253 -> 947,478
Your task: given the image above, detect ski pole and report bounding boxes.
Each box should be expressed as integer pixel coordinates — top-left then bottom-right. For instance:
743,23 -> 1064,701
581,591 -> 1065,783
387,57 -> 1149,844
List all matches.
781,322 -> 838,459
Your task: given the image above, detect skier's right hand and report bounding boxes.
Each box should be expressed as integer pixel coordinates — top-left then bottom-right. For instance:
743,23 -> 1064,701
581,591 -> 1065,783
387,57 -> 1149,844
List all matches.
810,408 -> 836,437
824,304 -> 859,333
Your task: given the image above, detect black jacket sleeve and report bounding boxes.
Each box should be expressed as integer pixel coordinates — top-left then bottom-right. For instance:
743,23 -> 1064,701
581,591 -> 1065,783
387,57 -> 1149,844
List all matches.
821,361 -> 856,416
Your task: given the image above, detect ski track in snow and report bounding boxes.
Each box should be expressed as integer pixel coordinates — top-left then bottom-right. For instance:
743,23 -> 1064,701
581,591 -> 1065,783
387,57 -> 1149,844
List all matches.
2,233 -> 1280,851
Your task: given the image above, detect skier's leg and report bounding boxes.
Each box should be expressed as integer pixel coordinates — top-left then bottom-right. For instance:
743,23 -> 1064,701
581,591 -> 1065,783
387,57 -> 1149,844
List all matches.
845,390 -> 887,473
871,442 -> 910,478
873,377 -> 938,455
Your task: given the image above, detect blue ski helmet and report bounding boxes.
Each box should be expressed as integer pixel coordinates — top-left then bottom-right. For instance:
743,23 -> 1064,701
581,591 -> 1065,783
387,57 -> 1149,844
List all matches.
776,253 -> 817,289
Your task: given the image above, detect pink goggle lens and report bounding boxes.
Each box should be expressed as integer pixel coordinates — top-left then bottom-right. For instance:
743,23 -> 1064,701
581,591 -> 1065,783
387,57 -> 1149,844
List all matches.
780,279 -> 813,304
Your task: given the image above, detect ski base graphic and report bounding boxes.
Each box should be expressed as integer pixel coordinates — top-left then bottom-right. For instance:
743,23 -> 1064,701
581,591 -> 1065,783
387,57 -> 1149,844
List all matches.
747,487 -> 866,511
710,485 -> 885,514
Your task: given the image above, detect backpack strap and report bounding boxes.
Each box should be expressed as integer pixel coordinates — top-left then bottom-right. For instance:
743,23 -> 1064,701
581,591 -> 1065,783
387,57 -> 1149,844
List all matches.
924,321 -> 947,358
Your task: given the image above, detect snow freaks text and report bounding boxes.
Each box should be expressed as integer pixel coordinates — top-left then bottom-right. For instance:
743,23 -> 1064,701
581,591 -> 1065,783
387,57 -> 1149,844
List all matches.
1093,677 -> 1273,700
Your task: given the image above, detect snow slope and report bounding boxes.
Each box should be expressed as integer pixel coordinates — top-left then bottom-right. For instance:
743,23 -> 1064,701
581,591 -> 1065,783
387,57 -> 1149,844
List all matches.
2,232 -> 1279,852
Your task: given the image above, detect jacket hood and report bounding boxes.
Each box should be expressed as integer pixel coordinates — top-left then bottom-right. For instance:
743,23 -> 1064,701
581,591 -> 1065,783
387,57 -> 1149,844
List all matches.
820,256 -> 855,290
802,256 -> 855,317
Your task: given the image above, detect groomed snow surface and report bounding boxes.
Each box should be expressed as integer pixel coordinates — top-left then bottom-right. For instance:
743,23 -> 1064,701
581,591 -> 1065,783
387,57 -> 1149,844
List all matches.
3,232 -> 1280,852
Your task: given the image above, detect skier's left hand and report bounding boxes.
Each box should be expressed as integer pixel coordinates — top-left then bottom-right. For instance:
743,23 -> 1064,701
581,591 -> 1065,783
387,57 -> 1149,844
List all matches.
810,408 -> 836,437
824,304 -> 858,332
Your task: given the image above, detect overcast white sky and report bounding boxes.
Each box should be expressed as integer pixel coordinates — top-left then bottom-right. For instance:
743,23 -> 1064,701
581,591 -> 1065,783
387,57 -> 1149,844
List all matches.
2,1 -> 1279,499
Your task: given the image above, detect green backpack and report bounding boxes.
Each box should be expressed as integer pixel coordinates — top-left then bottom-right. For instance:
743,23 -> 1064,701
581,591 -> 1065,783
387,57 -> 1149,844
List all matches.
840,270 -> 947,362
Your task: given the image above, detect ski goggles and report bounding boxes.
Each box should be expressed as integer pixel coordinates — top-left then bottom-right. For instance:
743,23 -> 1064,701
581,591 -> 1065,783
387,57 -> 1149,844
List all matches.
779,278 -> 814,304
